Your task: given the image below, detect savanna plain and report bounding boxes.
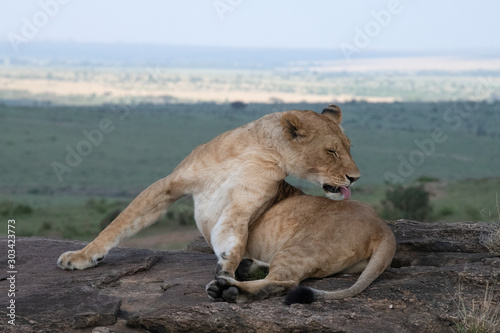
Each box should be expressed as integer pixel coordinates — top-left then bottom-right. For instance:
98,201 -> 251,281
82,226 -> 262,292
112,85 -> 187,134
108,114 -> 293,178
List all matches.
1,96 -> 499,249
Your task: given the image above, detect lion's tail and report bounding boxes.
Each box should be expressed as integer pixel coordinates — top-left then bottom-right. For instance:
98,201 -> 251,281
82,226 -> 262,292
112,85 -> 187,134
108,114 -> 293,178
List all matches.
284,232 -> 396,305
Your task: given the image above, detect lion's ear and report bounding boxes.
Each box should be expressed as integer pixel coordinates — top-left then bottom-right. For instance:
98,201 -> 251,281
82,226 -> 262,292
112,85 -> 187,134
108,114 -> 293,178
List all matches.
281,113 -> 308,140
322,104 -> 342,123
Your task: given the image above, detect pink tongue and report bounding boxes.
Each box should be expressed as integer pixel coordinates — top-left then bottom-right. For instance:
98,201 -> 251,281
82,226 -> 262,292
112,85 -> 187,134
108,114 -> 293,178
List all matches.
340,186 -> 351,200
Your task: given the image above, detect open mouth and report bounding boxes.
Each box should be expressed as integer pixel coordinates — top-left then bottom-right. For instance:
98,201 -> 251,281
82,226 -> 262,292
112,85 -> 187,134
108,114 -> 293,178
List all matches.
322,184 -> 351,200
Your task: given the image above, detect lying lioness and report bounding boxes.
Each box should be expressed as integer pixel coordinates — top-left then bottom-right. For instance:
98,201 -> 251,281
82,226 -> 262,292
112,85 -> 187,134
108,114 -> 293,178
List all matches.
57,105 -> 361,289
207,182 -> 396,303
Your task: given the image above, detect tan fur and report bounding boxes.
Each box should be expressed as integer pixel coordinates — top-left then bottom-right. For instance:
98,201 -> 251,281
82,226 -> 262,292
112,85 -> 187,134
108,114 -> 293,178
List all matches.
208,183 -> 396,303
57,106 -> 360,285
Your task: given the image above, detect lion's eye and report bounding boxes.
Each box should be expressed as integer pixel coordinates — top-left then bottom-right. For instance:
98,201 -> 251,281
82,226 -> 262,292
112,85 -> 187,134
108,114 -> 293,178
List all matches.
327,149 -> 338,157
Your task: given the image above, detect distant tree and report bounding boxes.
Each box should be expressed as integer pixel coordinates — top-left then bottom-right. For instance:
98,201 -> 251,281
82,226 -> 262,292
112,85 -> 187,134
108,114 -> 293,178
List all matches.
381,183 -> 432,221
0,201 -> 34,216
230,101 -> 247,110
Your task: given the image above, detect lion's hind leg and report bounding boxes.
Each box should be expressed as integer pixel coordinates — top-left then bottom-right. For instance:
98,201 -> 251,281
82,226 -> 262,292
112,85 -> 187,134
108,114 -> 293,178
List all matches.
340,259 -> 369,274
207,253 -> 309,302
285,233 -> 396,304
206,274 -> 298,303
235,258 -> 270,281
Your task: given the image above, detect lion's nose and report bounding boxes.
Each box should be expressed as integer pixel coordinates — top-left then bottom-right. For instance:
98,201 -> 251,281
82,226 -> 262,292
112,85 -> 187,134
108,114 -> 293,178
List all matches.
346,175 -> 360,184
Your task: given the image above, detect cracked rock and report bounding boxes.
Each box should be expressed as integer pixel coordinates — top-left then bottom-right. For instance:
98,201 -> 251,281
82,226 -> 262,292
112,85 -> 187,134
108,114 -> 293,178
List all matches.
0,220 -> 499,333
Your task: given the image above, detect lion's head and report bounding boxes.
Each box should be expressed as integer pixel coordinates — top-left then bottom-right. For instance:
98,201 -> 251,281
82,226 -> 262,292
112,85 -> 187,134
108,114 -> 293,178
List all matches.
279,105 -> 360,200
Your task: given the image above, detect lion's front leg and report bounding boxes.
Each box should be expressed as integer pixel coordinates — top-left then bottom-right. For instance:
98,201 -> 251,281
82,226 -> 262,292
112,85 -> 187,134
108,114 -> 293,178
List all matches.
57,175 -> 183,270
205,183 -> 279,301
206,214 -> 250,301
209,209 -> 253,278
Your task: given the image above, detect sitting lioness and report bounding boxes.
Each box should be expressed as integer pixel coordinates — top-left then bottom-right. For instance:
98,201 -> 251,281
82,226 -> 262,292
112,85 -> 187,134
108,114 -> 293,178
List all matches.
207,181 -> 396,303
57,105 -> 360,291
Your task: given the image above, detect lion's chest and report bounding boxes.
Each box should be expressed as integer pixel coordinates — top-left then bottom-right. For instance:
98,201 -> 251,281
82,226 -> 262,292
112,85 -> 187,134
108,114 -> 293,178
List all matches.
193,188 -> 230,243
192,173 -> 279,246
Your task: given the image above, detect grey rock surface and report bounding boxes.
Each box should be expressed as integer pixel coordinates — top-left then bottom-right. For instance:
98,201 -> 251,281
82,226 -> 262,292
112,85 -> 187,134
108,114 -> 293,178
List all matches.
1,220 -> 499,332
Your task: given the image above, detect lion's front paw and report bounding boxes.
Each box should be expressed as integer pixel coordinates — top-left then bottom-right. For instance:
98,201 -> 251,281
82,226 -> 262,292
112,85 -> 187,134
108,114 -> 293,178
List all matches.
57,250 -> 103,270
206,278 -> 239,303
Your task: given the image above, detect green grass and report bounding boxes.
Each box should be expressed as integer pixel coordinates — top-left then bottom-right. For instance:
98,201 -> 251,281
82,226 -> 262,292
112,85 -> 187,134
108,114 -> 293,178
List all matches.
1,178 -> 498,240
1,102 -> 499,192
430,178 -> 500,222
0,104 -> 257,191
454,282 -> 499,333
353,179 -> 500,223
0,195 -> 196,240
0,198 -> 114,239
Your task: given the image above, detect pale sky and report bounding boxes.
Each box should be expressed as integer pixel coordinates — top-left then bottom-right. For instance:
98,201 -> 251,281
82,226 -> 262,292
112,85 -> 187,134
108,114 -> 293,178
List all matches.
1,0 -> 500,52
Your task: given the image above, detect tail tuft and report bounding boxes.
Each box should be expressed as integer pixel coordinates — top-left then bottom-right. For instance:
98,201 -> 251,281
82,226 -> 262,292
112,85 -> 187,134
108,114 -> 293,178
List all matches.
284,286 -> 316,305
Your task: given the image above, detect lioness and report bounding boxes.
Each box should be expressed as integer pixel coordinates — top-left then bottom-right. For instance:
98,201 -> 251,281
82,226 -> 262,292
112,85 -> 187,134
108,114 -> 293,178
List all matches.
57,105 -> 360,289
207,181 -> 396,303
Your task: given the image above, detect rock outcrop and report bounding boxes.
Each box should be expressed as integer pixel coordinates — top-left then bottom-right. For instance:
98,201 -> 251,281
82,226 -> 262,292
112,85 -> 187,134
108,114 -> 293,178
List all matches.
1,220 -> 499,332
